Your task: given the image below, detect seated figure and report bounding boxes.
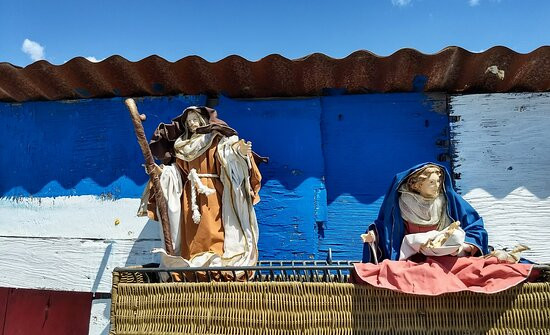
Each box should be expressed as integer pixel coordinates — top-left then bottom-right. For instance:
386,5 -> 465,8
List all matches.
362,163 -> 488,263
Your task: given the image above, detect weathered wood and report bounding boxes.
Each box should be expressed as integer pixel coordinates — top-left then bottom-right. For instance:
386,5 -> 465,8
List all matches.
0,236 -> 159,293
0,196 -> 162,293
1,288 -> 92,335
125,98 -> 173,255
0,196 -> 158,240
0,96 -> 205,294
319,93 -> 450,259
450,93 -> 550,263
3,91 -> 549,284
89,298 -> 110,335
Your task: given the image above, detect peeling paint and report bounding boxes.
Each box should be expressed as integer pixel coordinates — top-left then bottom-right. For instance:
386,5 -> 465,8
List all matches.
450,93 -> 550,262
485,65 -> 505,80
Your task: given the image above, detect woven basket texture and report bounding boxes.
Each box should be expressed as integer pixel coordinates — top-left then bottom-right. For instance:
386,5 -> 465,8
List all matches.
110,276 -> 550,335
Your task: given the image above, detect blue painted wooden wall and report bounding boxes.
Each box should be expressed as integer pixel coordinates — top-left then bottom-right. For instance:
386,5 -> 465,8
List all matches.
217,96 -> 326,260
0,93 -> 449,261
0,96 -> 206,198
319,94 -> 450,260
218,93 -> 450,260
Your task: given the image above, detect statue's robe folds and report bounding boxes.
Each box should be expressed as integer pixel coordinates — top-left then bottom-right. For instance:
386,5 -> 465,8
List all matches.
146,132 -> 262,270
362,162 -> 489,263
176,135 -> 262,261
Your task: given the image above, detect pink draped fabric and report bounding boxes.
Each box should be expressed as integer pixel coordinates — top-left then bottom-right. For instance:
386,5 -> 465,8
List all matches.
352,256 -> 533,295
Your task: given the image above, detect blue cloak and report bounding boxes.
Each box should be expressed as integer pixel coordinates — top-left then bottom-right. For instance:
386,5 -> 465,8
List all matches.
362,162 -> 489,263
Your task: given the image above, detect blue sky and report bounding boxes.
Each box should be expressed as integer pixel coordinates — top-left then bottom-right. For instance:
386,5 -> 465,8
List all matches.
0,0 -> 548,67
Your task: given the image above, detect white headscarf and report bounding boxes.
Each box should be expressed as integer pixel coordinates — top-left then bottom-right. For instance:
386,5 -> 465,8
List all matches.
398,183 -> 451,231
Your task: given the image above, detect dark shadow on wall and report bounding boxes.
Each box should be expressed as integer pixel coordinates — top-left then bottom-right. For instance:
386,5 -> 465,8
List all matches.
124,219 -> 162,267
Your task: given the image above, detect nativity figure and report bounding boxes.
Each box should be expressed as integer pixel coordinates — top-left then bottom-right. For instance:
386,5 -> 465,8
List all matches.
139,106 -> 264,272
361,163 -> 489,262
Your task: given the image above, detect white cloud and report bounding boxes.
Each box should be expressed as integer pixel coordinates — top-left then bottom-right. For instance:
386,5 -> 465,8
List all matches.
21,39 -> 45,62
469,0 -> 502,6
85,56 -> 104,63
392,0 -> 411,7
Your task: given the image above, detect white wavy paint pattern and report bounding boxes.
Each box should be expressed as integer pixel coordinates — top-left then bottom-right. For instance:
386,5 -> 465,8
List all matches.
463,187 -> 550,262
451,93 -> 550,263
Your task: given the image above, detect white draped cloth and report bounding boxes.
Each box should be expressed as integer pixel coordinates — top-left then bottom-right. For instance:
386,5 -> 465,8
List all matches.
399,225 -> 466,260
397,182 -> 465,260
153,133 -> 259,279
398,183 -> 451,231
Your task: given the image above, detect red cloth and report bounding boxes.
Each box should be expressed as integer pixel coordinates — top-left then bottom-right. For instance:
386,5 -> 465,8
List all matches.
404,220 -> 438,234
352,256 -> 533,296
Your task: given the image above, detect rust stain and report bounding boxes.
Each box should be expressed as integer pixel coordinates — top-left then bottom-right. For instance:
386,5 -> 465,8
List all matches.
1,46 -> 549,103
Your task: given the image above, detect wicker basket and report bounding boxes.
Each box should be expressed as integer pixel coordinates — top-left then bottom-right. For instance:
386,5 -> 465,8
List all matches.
110,265 -> 550,335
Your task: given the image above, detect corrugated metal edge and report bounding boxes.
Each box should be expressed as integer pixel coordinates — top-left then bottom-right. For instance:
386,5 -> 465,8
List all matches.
1,46 -> 549,102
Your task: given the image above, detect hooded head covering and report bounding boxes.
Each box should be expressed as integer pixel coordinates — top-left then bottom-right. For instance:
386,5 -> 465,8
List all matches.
362,162 -> 488,263
149,106 -> 237,164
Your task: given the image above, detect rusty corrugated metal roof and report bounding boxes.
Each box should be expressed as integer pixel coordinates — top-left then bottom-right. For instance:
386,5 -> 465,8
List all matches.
1,46 -> 549,102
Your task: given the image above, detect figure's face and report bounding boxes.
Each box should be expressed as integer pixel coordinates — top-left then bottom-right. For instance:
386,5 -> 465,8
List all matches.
186,112 -> 202,133
415,170 -> 442,199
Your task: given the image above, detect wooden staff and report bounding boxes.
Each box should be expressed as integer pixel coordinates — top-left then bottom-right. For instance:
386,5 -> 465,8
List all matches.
124,98 -> 174,255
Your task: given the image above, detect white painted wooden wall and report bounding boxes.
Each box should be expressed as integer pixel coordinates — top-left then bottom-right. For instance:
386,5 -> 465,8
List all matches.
450,93 -> 550,263
89,299 -> 111,335
0,196 -> 161,293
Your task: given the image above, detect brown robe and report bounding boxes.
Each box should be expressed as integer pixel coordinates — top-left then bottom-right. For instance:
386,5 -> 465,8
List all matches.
173,135 -> 262,260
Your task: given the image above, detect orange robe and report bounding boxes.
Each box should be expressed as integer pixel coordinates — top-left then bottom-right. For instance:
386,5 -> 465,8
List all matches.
175,135 -> 262,260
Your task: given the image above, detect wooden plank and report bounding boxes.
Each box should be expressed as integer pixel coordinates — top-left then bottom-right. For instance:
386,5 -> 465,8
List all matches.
0,96 -> 206,294
0,237 -> 160,293
0,196 -> 159,240
89,299 -> 111,335
460,188 -> 550,262
319,93 -> 450,259
0,288 -> 8,334
3,288 -> 92,335
450,93 -> 550,263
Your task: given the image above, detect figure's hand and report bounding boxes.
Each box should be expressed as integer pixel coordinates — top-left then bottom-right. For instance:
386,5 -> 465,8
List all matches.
147,163 -> 163,177
462,243 -> 474,253
249,186 -> 255,199
237,140 -> 252,156
453,243 -> 477,256
360,231 -> 376,243
464,243 -> 479,255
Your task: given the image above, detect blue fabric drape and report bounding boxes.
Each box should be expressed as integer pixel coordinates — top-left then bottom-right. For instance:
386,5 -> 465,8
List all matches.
362,162 -> 489,263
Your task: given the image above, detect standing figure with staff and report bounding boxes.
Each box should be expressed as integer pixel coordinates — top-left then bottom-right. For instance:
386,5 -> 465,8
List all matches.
126,100 -> 264,274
